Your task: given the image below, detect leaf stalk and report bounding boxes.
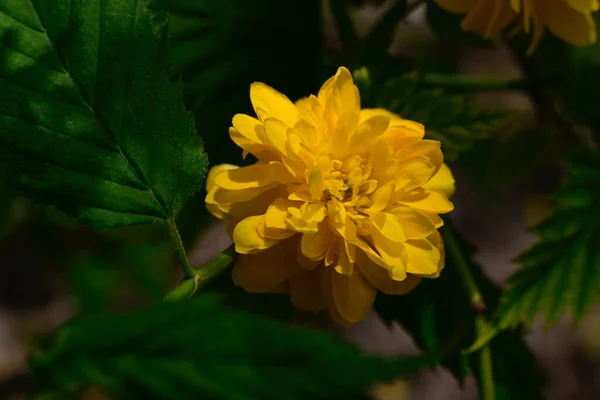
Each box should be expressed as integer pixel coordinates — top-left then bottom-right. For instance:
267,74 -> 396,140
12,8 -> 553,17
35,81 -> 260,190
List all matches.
164,244 -> 237,301
167,216 -> 196,279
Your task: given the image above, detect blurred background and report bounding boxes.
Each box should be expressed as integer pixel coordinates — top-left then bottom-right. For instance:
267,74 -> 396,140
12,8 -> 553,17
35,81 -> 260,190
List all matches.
2,1 -> 600,399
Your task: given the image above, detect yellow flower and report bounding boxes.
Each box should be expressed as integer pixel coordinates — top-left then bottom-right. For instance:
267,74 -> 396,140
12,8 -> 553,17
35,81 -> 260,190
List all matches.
205,67 -> 455,326
435,0 -> 598,53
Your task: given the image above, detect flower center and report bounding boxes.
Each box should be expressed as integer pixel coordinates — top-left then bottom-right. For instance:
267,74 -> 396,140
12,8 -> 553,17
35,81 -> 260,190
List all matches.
317,156 -> 377,211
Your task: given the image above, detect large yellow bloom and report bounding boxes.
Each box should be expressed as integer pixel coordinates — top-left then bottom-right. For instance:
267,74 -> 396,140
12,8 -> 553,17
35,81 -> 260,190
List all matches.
436,0 -> 598,53
206,67 -> 455,326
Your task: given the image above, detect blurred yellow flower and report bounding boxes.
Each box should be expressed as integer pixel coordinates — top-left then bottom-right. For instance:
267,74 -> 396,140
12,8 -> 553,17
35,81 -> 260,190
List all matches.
206,67 -> 455,326
435,0 -> 598,53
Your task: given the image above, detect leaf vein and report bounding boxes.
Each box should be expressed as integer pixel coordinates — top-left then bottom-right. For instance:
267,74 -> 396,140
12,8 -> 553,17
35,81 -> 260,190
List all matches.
0,112 -> 117,153
27,0 -> 169,215
0,8 -> 44,33
7,148 -> 153,198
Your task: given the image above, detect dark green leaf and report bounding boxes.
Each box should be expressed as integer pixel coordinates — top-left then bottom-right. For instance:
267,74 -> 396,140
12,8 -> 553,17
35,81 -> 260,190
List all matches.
460,126 -> 559,190
357,72 -> 519,161
68,242 -> 170,313
154,0 -> 322,167
493,148 -> 600,329
0,0 -> 208,228
30,294 -> 428,400
375,224 -> 542,398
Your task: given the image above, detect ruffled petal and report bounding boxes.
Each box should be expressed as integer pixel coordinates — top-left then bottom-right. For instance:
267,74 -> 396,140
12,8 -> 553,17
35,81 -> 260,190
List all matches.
300,223 -> 334,261
423,163 -> 455,199
233,239 -> 302,292
405,237 -> 442,276
215,162 -> 293,190
250,82 -> 298,127
357,249 -> 421,295
290,269 -> 326,311
325,267 -> 377,326
232,215 -> 282,254
395,188 -> 454,214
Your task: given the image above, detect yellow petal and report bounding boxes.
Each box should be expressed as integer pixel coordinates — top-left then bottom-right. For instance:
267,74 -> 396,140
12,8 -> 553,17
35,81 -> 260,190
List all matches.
540,0 -> 597,46
395,158 -> 436,191
265,198 -> 292,229
263,118 -> 290,156
332,67 -> 360,117
395,188 -> 454,214
301,222 -> 333,260
388,119 -> 425,140
297,245 -> 321,270
232,215 -> 281,254
233,239 -> 301,292
566,0 -> 599,13
356,250 -> 421,295
290,269 -> 326,312
215,162 -> 291,190
405,237 -> 441,276
250,82 -> 298,127
206,186 -> 282,220
349,115 -> 390,148
205,164 -> 239,219
325,235 -> 340,266
308,167 -> 326,200
359,108 -> 399,124
230,114 -> 264,147
395,140 -> 443,173
334,240 -> 355,276
370,211 -> 408,242
423,163 -> 455,199
206,185 -> 273,206
206,164 -> 239,192
369,181 -> 394,212
386,207 -> 438,239
371,229 -> 408,279
328,267 -> 377,326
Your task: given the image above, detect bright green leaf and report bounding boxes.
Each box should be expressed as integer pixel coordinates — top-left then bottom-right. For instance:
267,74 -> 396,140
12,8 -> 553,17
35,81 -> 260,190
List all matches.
0,0 -> 208,228
493,149 -> 600,330
357,72 -> 519,161
30,294 -> 429,400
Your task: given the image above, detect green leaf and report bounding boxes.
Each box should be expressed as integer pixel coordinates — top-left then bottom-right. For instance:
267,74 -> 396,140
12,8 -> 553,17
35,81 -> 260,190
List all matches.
153,0 -> 322,167
0,0 -> 208,228
30,294 -> 429,400
374,224 -> 542,399
68,242 -> 170,313
357,72 -> 519,161
492,149 -> 600,330
425,0 -> 492,48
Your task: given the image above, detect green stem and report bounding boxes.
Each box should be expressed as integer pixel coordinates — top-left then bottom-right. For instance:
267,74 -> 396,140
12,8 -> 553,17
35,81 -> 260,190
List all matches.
164,244 -> 237,301
419,73 -> 528,92
444,227 -> 486,313
477,318 -> 496,400
444,226 -> 495,400
167,216 -> 195,279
